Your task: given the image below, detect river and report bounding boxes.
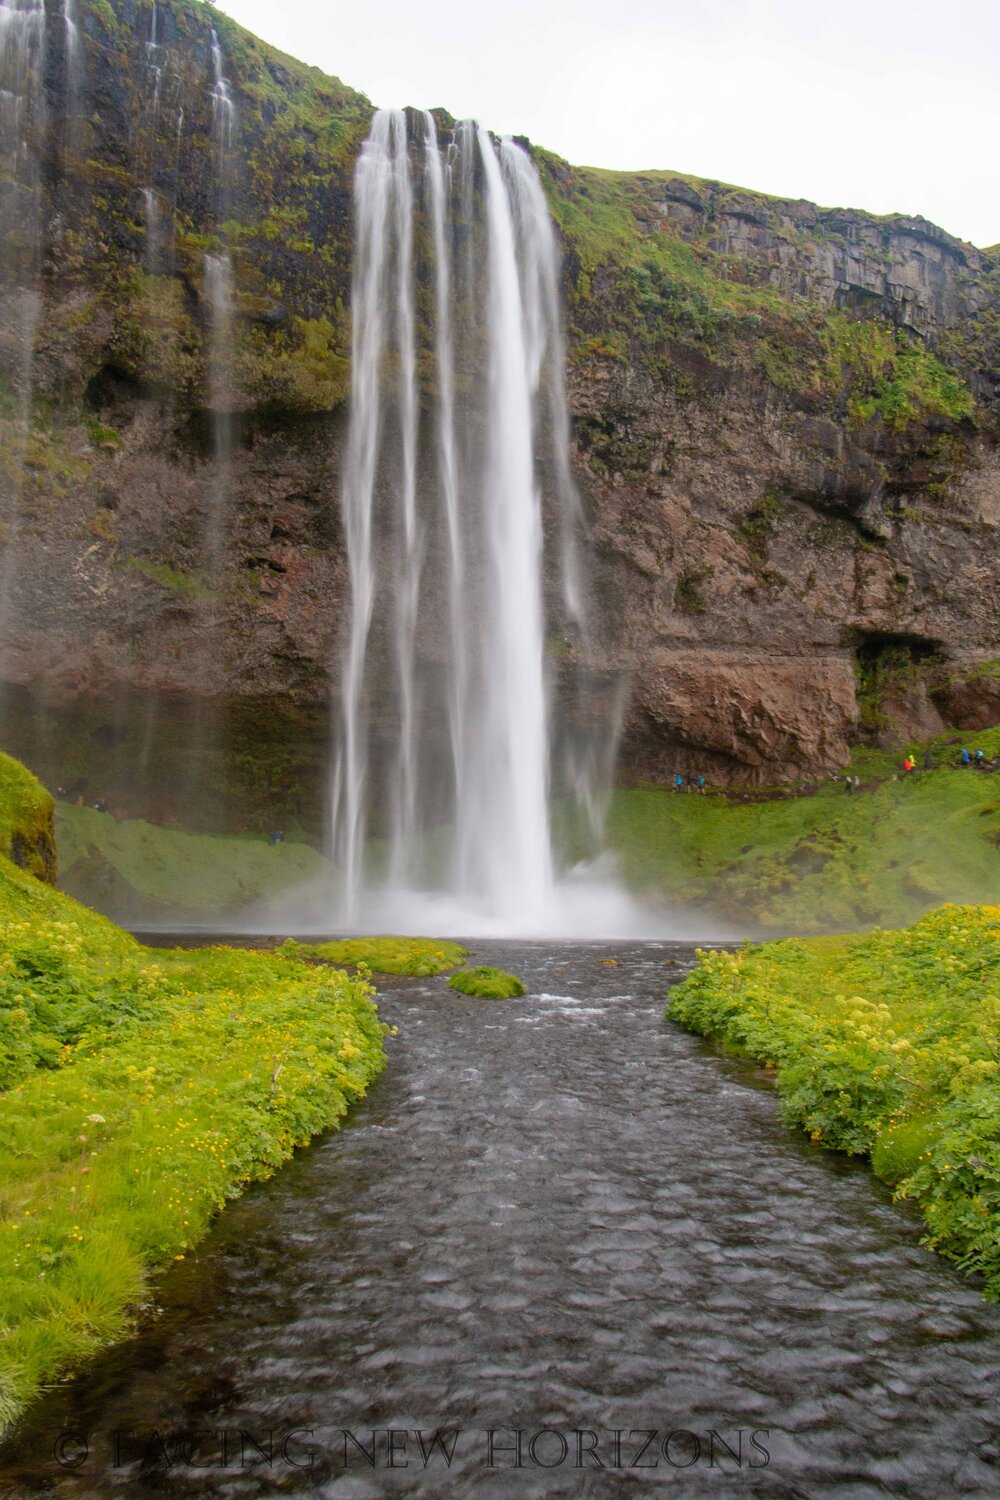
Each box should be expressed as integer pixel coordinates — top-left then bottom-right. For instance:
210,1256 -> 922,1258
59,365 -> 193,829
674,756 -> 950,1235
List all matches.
0,940 -> 998,1496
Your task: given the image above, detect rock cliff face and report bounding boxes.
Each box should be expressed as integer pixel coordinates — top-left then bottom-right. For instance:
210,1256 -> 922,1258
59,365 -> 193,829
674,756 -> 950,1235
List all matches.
2,0 -> 999,825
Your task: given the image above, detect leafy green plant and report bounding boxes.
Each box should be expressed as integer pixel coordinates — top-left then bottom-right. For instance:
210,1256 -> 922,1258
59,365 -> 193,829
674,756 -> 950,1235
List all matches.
84,417 -> 122,452
122,557 -> 217,598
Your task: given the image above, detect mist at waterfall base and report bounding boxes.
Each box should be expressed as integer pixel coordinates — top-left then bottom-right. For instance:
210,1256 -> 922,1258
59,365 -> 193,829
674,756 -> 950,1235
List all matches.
322,108 -> 659,941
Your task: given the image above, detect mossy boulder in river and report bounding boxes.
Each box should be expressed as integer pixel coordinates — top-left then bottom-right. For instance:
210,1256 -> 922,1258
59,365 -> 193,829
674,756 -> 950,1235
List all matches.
449,966 -> 526,999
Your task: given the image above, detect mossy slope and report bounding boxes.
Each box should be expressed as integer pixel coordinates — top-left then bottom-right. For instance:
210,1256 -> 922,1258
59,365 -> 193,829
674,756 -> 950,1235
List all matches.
536,153 -> 984,442
37,0 -> 991,458
605,730 -> 1000,934
56,803 -> 331,924
289,937 -> 466,976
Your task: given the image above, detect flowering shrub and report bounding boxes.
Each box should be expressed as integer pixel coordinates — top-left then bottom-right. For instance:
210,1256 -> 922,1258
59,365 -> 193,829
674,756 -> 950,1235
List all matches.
668,905 -> 1000,1296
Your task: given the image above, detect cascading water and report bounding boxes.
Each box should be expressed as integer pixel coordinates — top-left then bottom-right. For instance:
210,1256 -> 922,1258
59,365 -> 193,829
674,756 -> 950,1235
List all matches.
423,113 -> 467,872
471,123 -> 553,916
0,0 -> 45,349
0,0 -> 46,640
140,5 -> 185,282
176,26 -> 237,822
61,0 -> 79,131
333,108 -> 635,936
204,26 -> 235,544
142,3 -> 164,272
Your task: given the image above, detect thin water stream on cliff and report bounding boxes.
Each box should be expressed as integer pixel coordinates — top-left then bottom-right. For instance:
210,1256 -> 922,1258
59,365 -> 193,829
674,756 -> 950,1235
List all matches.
1,941 -> 998,1496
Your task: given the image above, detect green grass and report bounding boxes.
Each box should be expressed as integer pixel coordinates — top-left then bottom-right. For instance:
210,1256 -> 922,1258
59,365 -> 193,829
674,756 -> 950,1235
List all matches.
56,804 -> 332,923
0,758 -> 388,1435
668,905 -> 1000,1296
846,723 -> 1000,780
0,935 -> 385,1432
56,721 -> 1000,939
289,937 -> 467,976
603,733 -> 1000,934
448,966 -> 526,999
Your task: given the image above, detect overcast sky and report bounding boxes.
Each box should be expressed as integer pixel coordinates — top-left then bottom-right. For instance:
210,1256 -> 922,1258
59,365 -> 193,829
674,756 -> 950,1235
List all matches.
216,0 -> 1000,247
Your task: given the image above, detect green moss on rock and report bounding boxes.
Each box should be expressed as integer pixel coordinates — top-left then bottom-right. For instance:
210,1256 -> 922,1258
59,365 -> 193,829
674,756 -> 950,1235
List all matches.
449,966 -> 526,999
0,751 -> 57,884
533,150 -> 980,459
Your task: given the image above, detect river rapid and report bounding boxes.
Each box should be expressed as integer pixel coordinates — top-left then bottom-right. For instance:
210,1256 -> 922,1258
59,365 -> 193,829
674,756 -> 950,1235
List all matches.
1,940 -> 998,1497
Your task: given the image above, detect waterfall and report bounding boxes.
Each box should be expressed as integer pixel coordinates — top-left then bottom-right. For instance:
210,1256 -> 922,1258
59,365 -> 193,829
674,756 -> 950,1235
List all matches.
422,111 -> 467,883
0,0 -> 46,367
145,2 -> 164,251
204,27 -> 236,545
336,108 -> 399,915
0,0 -> 46,641
62,0 -> 79,119
204,247 -> 233,473
387,110 -> 419,887
334,108 -> 629,935
0,0 -> 45,292
471,123 -> 553,915
209,28 -> 235,164
141,8 -> 183,286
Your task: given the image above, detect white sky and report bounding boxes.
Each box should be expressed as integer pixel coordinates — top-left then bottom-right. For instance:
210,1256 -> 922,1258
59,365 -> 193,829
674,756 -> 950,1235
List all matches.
215,0 -> 1000,247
